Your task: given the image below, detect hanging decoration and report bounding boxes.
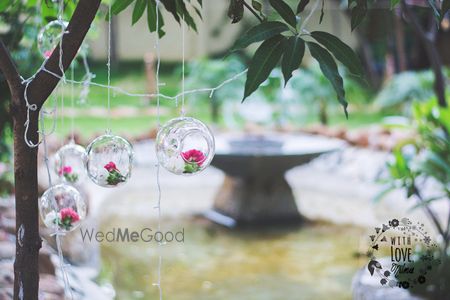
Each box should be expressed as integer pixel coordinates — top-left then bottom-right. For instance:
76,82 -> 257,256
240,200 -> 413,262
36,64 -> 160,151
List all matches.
39,183 -> 87,233
156,117 -> 215,175
86,134 -> 133,187
54,143 -> 87,185
37,19 -> 68,59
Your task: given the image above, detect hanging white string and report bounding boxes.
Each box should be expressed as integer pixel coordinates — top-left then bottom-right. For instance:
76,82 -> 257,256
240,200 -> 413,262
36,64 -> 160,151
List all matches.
79,51 -> 94,105
180,10 -> 186,116
40,109 -> 74,300
299,0 -> 321,33
41,66 -> 247,102
153,1 -> 163,299
21,0 -> 247,153
57,0 -> 66,83
70,64 -> 75,143
107,4 -> 112,134
60,79 -> 65,145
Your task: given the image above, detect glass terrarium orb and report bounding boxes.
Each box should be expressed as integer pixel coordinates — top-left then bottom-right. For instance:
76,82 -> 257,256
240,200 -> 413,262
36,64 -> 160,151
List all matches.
54,143 -> 87,185
39,184 -> 86,233
37,19 -> 68,59
156,117 -> 215,175
86,134 -> 133,187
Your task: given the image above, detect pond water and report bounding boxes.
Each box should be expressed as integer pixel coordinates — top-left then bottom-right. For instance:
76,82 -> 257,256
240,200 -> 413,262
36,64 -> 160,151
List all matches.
99,216 -> 366,300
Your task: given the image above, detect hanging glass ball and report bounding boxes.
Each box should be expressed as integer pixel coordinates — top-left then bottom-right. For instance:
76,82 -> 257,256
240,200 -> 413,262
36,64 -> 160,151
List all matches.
156,117 -> 215,175
39,184 -> 87,233
54,143 -> 87,185
37,19 -> 68,59
86,134 -> 133,187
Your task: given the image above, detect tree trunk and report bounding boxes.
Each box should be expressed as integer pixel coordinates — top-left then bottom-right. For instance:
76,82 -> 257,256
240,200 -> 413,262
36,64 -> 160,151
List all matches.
11,88 -> 42,300
0,0 -> 101,298
401,1 -> 447,108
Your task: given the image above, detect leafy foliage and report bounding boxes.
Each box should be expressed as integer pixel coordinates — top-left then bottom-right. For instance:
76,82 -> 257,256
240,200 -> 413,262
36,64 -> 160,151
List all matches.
374,70 -> 437,109
228,0 -> 366,116
110,0 -> 202,36
378,99 -> 450,250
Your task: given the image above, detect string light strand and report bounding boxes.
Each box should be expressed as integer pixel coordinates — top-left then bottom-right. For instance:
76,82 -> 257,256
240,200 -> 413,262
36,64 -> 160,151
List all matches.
153,1 -> 163,299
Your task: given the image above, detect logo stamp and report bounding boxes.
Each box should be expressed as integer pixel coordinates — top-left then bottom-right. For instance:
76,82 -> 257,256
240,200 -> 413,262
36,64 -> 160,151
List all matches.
366,217 -> 441,289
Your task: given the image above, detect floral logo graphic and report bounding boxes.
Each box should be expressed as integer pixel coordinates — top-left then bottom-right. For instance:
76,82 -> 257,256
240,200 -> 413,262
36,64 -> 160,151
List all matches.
59,165 -> 79,183
181,149 -> 206,174
366,217 -> 441,289
104,161 -> 126,186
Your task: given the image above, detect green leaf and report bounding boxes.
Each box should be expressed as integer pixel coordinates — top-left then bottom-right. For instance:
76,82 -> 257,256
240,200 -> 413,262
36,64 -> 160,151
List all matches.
228,0 -> 244,24
147,0 -> 157,32
268,0 -> 297,28
176,0 -> 197,31
307,42 -> 347,117
232,21 -> 289,50
350,0 -> 366,31
252,0 -> 262,12
161,0 -> 180,24
243,35 -> 287,101
0,1 -> 9,12
297,0 -> 310,14
390,0 -> 400,9
426,0 -> 440,21
310,31 -> 363,77
132,0 -> 146,25
319,0 -> 325,24
112,0 -> 135,15
281,36 -> 305,85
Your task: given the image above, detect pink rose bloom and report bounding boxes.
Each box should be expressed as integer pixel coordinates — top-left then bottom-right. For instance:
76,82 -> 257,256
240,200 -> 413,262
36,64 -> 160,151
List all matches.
104,161 -> 118,172
59,166 -> 72,176
181,149 -> 206,166
60,207 -> 80,222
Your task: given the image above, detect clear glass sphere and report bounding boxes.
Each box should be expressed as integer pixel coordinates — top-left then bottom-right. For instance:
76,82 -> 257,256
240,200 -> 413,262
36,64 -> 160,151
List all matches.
156,117 -> 215,175
54,143 -> 87,185
86,134 -> 133,187
39,184 -> 87,233
37,19 -> 68,59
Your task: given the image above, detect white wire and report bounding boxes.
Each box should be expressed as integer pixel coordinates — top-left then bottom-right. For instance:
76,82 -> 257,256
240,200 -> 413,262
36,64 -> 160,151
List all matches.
107,4 -> 112,134
41,66 -> 248,102
153,1 -> 163,299
181,9 -> 186,116
300,0 -> 321,33
70,64 -> 75,142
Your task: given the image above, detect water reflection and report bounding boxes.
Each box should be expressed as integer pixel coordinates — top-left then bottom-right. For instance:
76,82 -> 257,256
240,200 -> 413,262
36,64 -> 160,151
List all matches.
99,217 -> 365,300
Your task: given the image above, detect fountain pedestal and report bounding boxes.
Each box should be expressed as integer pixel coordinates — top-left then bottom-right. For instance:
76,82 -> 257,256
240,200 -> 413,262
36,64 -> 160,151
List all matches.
211,173 -> 300,226
207,134 -> 343,227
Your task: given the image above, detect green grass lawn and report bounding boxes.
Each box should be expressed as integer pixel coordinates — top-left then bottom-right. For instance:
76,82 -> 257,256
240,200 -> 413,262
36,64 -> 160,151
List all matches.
43,60 -> 390,139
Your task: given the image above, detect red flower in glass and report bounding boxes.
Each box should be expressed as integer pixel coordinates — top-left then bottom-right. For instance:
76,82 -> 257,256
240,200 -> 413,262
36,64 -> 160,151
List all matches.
60,207 -> 80,223
181,149 -> 206,166
104,161 -> 118,172
59,165 -> 72,176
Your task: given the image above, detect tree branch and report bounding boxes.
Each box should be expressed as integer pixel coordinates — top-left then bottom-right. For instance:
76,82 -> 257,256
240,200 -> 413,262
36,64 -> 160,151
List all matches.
414,184 -> 446,237
401,0 -> 447,108
243,0 -> 264,23
0,41 -> 21,92
28,0 -> 102,108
